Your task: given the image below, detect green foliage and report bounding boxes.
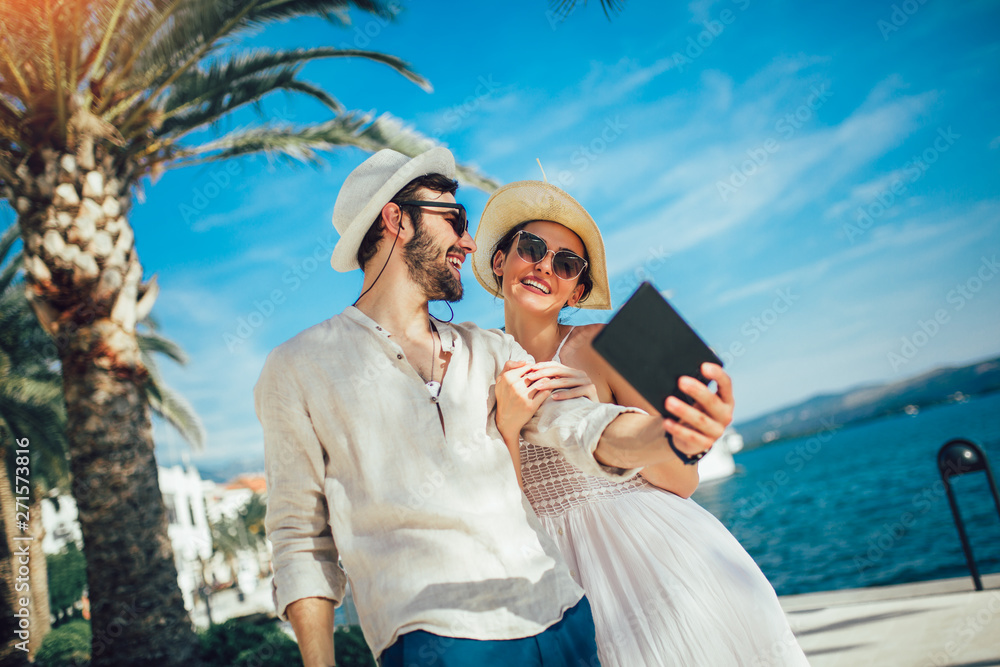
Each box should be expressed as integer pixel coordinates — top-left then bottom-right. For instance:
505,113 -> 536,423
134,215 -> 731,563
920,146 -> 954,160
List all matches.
34,619 -> 91,667
0,222 -> 70,494
199,614 -> 303,667
335,625 -> 377,667
242,492 -> 267,543
209,492 -> 268,572
0,0 -> 500,192
47,543 -> 87,617
197,616 -> 377,667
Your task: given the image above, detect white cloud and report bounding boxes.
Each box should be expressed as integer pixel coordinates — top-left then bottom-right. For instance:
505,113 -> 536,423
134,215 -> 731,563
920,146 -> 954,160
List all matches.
687,0 -> 721,24
823,168 -> 910,220
154,283 -> 272,463
599,91 -> 933,275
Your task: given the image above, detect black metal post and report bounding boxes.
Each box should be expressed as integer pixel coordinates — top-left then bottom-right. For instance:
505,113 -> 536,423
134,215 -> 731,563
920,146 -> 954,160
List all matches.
937,438 -> 1000,592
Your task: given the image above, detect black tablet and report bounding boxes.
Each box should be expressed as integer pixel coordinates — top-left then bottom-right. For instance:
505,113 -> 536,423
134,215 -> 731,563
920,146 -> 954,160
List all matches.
591,282 -> 723,419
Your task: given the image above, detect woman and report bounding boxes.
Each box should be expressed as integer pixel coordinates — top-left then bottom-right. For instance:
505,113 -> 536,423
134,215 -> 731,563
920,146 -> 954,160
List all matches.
472,180 -> 810,667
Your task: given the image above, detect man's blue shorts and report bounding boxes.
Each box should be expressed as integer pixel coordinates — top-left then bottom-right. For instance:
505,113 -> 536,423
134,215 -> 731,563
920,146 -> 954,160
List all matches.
379,596 -> 601,667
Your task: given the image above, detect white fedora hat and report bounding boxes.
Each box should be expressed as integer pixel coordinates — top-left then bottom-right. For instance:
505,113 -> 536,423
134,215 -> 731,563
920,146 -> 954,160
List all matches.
472,180 -> 611,309
330,147 -> 456,272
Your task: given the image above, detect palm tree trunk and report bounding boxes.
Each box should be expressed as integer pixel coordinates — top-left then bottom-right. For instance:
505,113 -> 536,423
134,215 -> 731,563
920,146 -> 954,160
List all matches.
61,324 -> 200,666
0,446 -> 49,662
27,493 -> 51,655
15,148 -> 202,667
0,449 -> 31,666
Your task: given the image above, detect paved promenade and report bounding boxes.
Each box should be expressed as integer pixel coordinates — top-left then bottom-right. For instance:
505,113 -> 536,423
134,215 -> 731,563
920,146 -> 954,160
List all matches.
781,573 -> 1000,667
191,573 -> 1000,665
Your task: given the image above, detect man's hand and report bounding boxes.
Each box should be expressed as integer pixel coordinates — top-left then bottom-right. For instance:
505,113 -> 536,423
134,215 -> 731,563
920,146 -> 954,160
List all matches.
663,363 -> 734,458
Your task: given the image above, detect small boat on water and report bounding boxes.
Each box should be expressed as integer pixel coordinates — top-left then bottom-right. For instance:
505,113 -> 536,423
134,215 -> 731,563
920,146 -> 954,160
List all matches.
698,428 -> 744,483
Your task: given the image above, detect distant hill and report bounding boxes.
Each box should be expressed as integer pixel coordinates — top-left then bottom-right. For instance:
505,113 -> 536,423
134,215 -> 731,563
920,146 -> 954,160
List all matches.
194,456 -> 265,483
734,356 -> 1000,449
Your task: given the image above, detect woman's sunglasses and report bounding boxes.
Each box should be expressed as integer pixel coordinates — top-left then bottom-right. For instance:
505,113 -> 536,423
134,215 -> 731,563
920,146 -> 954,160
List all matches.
395,200 -> 468,238
513,230 -> 588,280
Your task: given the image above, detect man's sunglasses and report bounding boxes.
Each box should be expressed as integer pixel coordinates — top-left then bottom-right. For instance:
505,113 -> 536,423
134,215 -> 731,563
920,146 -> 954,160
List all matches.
513,230 -> 588,281
395,200 -> 468,238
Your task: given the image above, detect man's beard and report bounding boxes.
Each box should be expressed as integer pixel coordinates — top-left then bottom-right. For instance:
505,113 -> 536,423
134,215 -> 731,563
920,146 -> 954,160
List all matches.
402,221 -> 464,302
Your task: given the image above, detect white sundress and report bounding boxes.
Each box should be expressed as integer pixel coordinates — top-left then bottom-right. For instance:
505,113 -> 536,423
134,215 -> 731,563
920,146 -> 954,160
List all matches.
519,331 -> 810,667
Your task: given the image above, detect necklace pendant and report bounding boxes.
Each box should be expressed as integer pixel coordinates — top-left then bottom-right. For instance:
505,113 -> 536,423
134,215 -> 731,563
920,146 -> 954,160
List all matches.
425,380 -> 441,398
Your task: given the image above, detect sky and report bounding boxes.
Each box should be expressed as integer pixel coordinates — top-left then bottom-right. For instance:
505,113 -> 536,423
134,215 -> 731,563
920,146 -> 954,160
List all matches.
7,1 -> 999,471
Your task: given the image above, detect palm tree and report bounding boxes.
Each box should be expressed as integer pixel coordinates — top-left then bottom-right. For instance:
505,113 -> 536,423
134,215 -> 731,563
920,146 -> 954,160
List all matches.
0,3 -> 494,665
0,222 -> 67,662
0,219 -> 208,659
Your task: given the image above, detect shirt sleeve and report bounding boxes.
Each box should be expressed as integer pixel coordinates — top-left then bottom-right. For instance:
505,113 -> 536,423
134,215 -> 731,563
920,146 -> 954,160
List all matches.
522,395 -> 645,480
500,332 -> 645,480
254,349 -> 347,620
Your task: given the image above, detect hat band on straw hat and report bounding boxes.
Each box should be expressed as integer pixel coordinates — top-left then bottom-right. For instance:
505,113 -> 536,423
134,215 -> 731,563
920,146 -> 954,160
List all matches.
472,180 -> 611,310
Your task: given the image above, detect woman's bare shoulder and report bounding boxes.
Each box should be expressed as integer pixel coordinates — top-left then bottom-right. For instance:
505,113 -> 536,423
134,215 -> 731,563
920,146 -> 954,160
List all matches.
560,323 -> 606,365
570,322 -> 605,342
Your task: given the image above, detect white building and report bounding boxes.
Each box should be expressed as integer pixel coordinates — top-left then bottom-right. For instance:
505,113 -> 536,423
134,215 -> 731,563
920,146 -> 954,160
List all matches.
41,462 -> 215,613
40,494 -> 83,554
159,464 -> 214,611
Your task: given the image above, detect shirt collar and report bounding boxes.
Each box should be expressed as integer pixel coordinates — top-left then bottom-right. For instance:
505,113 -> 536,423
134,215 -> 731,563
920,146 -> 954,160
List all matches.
343,305 -> 458,353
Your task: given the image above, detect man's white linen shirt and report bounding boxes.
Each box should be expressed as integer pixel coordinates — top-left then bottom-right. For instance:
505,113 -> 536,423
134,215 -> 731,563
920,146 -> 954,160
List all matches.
254,306 -> 641,655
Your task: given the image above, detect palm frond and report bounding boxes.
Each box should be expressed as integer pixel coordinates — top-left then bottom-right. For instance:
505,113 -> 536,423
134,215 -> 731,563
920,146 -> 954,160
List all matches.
43,0 -> 70,142
0,223 -> 24,295
0,251 -> 22,294
145,378 -> 205,451
160,46 -> 428,122
352,113 -> 500,192
121,0 -> 397,132
548,0 -> 626,22
155,66 -> 341,139
3,399 -> 70,491
94,0 -> 186,109
0,220 -> 20,263
0,372 -> 63,410
137,324 -> 202,450
0,79 -> 25,123
173,112 -> 500,191
138,329 -> 188,365
86,0 -> 131,81
0,41 -> 32,102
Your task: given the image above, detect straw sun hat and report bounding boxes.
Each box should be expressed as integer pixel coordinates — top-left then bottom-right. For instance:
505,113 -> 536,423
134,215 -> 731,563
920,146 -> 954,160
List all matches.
472,181 -> 611,309
330,147 -> 456,272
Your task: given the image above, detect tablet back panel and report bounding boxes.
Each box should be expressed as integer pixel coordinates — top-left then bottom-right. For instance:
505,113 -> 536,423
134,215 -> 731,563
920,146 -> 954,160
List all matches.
591,282 -> 722,418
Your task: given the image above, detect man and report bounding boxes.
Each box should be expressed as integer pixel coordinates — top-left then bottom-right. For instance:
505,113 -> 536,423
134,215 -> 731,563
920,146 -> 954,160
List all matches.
254,147 -> 733,666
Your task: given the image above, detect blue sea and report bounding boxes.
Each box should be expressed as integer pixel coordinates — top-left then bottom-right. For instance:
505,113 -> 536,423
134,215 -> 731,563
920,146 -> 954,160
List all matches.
693,391 -> 1000,596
